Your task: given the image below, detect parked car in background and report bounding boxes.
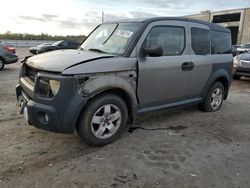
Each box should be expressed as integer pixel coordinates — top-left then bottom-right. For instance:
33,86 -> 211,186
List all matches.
3,44 -> 16,54
233,51 -> 250,80
16,17 -> 232,146
29,43 -> 51,54
0,44 -> 18,71
232,45 -> 237,57
236,43 -> 250,54
31,40 -> 79,54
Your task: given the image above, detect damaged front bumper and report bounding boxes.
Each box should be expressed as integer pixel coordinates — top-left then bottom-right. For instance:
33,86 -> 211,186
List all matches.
16,72 -> 87,134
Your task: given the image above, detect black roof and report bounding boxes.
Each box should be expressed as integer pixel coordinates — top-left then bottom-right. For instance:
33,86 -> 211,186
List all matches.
106,17 -> 230,33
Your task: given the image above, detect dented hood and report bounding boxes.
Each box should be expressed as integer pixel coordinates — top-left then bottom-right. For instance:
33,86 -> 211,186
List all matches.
25,49 -> 114,72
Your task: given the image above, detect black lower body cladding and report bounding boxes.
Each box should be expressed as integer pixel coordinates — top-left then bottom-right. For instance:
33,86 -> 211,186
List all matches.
201,62 -> 232,100
16,75 -> 86,134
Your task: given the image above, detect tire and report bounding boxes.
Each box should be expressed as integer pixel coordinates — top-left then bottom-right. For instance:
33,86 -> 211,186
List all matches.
199,82 -> 225,112
233,74 -> 241,80
0,58 -> 5,71
76,93 -> 128,146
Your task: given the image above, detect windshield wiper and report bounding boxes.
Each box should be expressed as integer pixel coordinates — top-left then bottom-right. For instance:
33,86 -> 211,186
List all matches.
88,48 -> 108,54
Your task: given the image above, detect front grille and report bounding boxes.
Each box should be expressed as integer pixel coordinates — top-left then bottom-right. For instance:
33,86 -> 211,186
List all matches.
25,65 -> 38,83
240,60 -> 250,68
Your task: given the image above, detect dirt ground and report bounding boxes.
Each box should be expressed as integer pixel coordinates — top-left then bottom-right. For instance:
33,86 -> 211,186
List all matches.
0,48 -> 250,188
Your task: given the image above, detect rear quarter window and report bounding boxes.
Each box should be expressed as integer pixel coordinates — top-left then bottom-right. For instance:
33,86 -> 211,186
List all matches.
213,31 -> 232,54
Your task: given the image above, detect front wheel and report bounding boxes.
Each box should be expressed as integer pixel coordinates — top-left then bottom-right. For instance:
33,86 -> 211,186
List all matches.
199,82 -> 225,112
0,58 -> 5,71
76,93 -> 128,146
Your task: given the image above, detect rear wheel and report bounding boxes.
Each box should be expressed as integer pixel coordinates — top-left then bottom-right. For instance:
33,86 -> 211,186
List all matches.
233,74 -> 241,80
0,58 -> 5,71
199,82 -> 225,112
76,93 -> 128,146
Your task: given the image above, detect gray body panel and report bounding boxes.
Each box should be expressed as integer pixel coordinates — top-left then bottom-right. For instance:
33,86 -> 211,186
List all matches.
136,20 -> 191,106
62,57 -> 137,75
26,49 -> 114,72
189,55 -> 232,97
187,22 -> 212,97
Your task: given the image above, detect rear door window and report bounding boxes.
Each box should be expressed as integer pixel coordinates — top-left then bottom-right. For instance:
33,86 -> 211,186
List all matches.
191,27 -> 211,55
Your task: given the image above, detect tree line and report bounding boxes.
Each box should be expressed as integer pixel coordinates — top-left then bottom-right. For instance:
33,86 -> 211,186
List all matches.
0,32 -> 86,42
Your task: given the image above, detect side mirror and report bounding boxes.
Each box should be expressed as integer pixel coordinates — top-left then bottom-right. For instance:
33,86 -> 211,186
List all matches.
142,45 -> 163,57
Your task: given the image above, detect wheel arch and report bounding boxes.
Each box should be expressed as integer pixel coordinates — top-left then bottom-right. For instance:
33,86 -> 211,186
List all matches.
0,56 -> 6,62
215,76 -> 230,99
77,75 -> 138,125
89,88 -> 137,124
0,56 -> 6,70
201,69 -> 231,100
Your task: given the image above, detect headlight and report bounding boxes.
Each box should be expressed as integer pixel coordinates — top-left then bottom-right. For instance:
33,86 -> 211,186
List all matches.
234,57 -> 239,64
233,57 -> 239,67
49,80 -> 60,96
37,78 -> 60,98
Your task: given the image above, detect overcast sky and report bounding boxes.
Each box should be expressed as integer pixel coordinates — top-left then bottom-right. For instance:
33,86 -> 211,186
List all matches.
1,0 -> 250,36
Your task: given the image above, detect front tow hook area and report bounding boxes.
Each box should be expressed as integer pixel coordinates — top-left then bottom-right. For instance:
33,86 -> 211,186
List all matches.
17,95 -> 29,122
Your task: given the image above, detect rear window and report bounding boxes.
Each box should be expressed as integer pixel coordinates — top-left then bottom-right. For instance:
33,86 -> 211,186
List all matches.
191,27 -> 211,55
213,31 -> 231,54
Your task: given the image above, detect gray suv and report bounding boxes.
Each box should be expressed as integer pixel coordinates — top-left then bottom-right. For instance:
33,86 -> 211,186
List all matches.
16,17 -> 233,146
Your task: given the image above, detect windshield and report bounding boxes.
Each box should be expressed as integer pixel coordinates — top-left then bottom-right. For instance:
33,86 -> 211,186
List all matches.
241,44 -> 250,48
38,43 -> 51,47
52,41 -> 63,46
80,23 -> 141,55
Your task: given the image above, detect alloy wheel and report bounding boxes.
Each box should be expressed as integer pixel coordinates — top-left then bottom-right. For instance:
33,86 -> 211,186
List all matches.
0,59 -> 3,70
210,88 -> 223,110
91,104 -> 122,139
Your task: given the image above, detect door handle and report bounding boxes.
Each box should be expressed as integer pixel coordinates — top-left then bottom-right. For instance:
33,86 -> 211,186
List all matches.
181,62 -> 194,71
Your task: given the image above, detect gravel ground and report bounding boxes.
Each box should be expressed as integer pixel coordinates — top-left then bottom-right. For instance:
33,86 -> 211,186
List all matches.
0,48 -> 250,188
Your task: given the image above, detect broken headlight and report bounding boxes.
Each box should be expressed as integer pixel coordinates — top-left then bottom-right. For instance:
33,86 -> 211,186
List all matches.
37,78 -> 60,98
49,80 -> 60,96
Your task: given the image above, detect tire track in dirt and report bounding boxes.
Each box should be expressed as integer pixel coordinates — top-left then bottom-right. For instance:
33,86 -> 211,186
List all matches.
0,145 -> 100,180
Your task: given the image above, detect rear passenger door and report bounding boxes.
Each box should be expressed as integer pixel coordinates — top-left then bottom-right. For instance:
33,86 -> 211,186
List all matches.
187,22 -> 213,97
137,20 -> 191,106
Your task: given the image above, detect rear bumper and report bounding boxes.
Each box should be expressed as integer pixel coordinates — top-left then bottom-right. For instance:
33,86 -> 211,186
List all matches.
16,75 -> 86,133
5,56 -> 18,64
